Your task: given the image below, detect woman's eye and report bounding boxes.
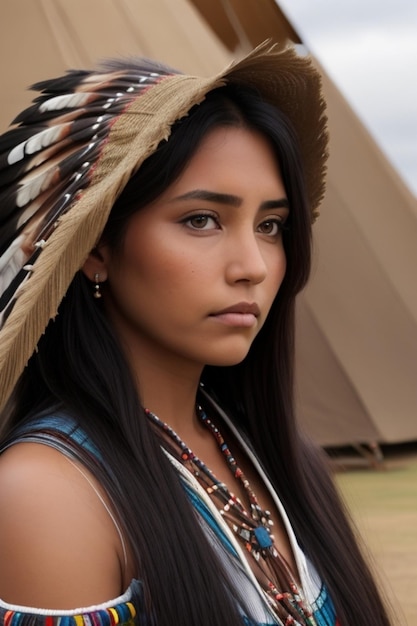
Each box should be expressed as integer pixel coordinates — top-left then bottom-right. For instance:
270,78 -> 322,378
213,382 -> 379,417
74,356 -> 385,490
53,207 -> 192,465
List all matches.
184,214 -> 219,230
257,219 -> 283,236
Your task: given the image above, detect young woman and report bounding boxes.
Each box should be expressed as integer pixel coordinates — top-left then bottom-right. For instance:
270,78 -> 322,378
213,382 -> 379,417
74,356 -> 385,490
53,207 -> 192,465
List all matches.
0,44 -> 391,626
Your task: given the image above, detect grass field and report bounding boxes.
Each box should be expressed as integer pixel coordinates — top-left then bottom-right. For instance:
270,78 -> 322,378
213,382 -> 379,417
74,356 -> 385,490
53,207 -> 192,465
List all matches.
335,451 -> 417,625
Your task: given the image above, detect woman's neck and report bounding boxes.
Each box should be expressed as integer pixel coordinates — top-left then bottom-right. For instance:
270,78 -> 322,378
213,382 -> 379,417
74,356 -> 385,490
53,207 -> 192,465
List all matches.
129,346 -> 204,438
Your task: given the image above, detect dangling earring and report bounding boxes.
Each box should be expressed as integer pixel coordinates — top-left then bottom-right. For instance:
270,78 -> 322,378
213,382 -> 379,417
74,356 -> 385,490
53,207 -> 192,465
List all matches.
93,273 -> 102,299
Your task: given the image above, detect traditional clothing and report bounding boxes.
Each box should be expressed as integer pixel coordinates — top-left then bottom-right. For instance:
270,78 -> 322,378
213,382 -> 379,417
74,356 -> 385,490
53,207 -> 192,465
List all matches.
0,408 -> 338,626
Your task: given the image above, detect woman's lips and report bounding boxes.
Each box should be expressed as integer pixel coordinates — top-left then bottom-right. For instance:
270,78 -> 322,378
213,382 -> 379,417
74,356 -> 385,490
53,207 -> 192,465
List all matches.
209,302 -> 260,327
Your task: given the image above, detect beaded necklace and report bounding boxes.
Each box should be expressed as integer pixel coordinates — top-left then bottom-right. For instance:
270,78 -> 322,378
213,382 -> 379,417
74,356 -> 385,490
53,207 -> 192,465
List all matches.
145,405 -> 317,626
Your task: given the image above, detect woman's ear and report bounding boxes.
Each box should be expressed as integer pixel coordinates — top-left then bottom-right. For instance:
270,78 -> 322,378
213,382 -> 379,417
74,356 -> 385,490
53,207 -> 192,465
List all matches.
82,246 -> 109,283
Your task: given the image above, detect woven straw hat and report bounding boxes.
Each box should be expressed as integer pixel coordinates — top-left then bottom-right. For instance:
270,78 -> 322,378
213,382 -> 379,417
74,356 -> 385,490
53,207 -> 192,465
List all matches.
0,42 -> 328,410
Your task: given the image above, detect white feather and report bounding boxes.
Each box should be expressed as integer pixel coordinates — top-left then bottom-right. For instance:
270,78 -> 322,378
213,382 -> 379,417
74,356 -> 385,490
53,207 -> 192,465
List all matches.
7,142 -> 25,165
26,125 -> 64,154
16,167 -> 57,208
0,235 -> 26,297
40,92 -> 91,112
8,126 -> 65,165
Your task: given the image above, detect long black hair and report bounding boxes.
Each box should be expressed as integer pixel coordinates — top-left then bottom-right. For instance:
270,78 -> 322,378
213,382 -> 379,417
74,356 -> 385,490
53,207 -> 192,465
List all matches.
2,85 -> 391,625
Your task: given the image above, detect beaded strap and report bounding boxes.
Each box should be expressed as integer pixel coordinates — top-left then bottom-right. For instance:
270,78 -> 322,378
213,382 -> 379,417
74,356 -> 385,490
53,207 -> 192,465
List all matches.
0,599 -> 137,626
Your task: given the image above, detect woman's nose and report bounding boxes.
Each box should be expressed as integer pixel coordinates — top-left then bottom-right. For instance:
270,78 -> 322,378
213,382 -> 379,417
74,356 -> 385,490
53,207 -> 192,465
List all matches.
224,231 -> 268,285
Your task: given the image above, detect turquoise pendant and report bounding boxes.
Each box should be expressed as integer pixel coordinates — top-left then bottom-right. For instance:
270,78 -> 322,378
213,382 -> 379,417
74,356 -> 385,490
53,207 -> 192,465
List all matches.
254,525 -> 273,549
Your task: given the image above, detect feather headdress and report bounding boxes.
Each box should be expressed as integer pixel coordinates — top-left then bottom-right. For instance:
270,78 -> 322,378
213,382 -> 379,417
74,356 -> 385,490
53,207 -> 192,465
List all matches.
0,42 -> 328,410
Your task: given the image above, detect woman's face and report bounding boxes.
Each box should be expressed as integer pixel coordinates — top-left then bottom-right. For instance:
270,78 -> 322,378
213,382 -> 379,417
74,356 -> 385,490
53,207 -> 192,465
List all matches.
97,126 -> 289,372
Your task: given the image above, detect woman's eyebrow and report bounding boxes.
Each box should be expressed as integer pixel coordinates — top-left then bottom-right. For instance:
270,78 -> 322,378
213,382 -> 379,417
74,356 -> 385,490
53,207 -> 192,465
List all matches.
172,189 -> 241,206
171,189 -> 289,210
260,198 -> 289,210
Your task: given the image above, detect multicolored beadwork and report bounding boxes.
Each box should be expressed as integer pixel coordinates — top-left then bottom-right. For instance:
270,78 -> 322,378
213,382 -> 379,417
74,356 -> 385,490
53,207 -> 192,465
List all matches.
197,407 -> 276,550
0,600 -> 136,626
145,405 -> 319,626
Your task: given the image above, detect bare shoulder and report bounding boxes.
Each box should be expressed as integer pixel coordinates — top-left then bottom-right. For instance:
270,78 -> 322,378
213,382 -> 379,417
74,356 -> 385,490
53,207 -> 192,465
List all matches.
0,442 -> 125,609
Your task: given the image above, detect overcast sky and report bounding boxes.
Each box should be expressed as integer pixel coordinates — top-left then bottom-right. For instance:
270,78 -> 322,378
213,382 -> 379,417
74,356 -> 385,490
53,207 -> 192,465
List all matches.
277,0 -> 417,196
